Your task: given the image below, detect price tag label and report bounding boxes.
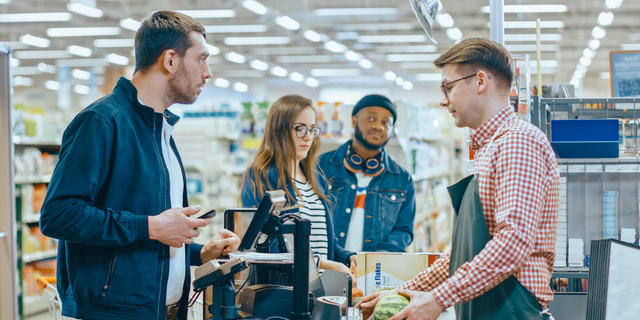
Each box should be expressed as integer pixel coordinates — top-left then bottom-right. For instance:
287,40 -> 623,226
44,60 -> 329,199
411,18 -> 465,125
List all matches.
558,165 -> 568,173
585,165 -> 603,173
568,165 -> 585,173
605,165 -> 620,173
619,164 -> 638,172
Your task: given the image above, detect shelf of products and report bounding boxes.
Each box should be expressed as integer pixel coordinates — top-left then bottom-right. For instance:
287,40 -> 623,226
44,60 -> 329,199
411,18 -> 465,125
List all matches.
14,137 -> 60,319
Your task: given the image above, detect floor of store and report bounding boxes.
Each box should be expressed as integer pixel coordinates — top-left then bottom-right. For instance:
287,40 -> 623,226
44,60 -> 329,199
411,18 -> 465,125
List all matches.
24,312 -> 49,320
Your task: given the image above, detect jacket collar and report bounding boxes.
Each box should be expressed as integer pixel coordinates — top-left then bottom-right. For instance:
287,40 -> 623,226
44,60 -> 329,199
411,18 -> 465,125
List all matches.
329,139 -> 399,174
113,77 -> 181,127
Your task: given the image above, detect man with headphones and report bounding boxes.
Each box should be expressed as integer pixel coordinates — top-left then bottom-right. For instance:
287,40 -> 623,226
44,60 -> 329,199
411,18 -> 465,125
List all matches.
319,94 -> 416,259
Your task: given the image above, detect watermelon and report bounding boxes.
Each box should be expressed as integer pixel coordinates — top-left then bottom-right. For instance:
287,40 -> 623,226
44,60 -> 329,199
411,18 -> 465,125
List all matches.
371,292 -> 410,320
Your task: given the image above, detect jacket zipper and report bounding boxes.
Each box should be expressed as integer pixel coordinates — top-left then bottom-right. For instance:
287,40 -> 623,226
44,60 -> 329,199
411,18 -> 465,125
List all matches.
100,248 -> 118,297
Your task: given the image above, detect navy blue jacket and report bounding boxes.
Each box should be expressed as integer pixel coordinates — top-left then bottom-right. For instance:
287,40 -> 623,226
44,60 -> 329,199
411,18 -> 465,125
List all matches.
40,78 -> 202,320
240,165 -> 354,265
318,140 -> 416,252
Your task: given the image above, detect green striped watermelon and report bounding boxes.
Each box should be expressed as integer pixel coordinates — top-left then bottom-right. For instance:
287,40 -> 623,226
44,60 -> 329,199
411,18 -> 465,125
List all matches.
372,292 -> 410,320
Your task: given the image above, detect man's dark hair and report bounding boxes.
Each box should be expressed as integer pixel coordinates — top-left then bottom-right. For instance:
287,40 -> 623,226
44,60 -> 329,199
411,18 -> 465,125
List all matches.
434,37 -> 514,94
134,10 -> 206,73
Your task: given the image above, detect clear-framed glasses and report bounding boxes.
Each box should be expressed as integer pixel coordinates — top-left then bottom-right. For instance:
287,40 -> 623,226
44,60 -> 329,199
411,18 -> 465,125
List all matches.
440,73 -> 484,99
292,124 -> 321,139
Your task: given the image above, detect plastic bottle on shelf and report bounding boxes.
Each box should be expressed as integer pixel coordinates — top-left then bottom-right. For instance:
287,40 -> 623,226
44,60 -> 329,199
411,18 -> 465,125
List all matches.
330,102 -> 344,137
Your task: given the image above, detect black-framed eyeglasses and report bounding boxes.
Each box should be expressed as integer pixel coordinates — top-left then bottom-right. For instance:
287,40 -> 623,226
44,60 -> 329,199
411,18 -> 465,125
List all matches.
292,125 -> 321,139
440,73 -> 491,99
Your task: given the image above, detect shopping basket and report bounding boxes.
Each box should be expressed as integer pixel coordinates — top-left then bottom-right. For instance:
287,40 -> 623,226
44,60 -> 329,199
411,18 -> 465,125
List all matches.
36,276 -> 64,320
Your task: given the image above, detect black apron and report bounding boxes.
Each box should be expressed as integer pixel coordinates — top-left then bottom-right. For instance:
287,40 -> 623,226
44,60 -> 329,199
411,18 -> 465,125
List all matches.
447,174 -> 543,320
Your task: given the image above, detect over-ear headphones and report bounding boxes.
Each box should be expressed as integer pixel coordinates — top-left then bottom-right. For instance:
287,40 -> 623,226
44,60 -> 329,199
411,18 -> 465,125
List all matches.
343,144 -> 385,177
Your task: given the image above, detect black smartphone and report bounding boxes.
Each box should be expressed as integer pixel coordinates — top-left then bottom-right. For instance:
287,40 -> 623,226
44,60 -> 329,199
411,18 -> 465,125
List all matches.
194,209 -> 216,219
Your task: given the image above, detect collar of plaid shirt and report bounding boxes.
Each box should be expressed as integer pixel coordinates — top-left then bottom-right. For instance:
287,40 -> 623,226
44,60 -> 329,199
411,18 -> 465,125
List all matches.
469,107 -> 516,152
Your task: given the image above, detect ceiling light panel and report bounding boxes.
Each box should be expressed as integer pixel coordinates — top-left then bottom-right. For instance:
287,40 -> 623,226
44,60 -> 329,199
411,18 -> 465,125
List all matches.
224,36 -> 290,45
205,25 -> 267,33
289,72 -> 304,82
336,23 -> 414,31
481,5 -> 568,13
67,45 -> 92,57
505,44 -> 560,52
176,10 -> 236,18
47,27 -> 121,37
19,34 -> 50,48
120,18 -> 141,31
275,16 -> 300,30
503,34 -> 562,42
270,66 -> 288,77
67,3 -> 103,18
72,69 -> 91,80
225,52 -> 246,64
314,8 -> 399,16
386,54 -> 440,62
416,73 -> 442,81
14,50 -> 71,59
305,78 -> 319,87
0,12 -> 71,22
277,56 -> 333,64
304,30 -> 322,42
242,0 -> 268,15
214,78 -> 230,88
94,39 -> 134,48
375,45 -> 437,53
105,53 -> 129,65
311,69 -> 361,77
358,35 -> 427,43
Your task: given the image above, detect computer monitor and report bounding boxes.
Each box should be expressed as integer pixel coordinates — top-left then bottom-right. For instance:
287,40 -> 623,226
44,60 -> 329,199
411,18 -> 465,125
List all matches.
235,190 -> 286,251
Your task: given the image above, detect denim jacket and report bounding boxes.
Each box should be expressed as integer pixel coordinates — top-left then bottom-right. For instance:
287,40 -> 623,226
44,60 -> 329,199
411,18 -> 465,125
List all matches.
40,78 -> 202,320
240,165 -> 355,265
318,140 -> 416,252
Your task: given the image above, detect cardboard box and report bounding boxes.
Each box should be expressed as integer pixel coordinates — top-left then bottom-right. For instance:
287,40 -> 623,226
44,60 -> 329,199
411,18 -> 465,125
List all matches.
355,252 -> 442,296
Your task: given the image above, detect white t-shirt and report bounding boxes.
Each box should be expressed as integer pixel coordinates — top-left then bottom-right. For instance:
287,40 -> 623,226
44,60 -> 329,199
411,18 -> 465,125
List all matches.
142,99 -> 186,306
344,172 -> 373,252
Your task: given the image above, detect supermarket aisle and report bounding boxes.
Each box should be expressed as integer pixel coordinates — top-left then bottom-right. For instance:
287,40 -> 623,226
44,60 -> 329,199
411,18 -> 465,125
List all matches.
25,311 -> 49,320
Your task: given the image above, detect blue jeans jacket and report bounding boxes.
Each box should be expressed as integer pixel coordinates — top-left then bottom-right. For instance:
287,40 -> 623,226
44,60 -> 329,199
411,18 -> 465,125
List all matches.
318,140 -> 415,252
240,165 -> 355,265
40,78 -> 202,320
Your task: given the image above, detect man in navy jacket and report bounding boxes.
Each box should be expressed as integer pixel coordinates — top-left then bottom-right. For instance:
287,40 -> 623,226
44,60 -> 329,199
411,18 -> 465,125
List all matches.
40,11 -> 239,320
319,95 -> 416,254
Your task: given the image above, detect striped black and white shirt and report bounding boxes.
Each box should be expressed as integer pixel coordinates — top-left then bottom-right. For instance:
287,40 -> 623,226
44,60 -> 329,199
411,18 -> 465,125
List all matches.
294,179 -> 329,259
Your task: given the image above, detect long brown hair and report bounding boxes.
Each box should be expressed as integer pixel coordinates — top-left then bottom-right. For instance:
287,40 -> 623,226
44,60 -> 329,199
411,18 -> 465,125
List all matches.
241,94 -> 330,206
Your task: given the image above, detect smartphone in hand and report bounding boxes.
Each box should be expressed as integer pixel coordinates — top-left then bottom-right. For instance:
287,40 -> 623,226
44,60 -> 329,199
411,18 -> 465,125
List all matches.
193,209 -> 216,219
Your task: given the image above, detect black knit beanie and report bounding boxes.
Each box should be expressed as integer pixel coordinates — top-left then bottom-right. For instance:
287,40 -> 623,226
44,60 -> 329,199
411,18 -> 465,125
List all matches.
352,94 -> 397,124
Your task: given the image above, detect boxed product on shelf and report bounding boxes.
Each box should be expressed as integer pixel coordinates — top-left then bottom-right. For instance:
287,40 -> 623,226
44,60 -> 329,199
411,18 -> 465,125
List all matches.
354,252 -> 441,296
23,259 -> 56,297
550,119 -> 619,158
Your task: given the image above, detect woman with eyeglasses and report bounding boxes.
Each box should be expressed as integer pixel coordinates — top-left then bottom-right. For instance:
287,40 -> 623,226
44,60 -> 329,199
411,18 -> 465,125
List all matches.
240,94 -> 355,275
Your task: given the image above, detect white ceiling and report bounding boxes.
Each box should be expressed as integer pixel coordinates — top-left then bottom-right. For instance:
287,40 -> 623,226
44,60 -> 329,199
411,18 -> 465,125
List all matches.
1,0 -> 638,96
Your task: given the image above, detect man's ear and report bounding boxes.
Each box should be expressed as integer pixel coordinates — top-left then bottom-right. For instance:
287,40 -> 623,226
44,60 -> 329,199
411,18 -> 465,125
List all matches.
161,49 -> 179,74
352,115 -> 358,129
476,70 -> 490,95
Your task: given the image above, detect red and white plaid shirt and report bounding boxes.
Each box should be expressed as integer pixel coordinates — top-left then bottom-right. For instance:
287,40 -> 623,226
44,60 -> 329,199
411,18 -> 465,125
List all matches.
400,107 -> 560,309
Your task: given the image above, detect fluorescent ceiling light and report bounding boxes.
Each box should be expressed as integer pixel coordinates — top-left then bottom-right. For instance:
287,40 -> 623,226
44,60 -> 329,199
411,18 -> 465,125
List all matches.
416,73 -> 442,81
224,36 -> 290,45
336,23 -> 414,31
358,35 -> 427,43
530,60 -> 558,68
105,53 -> 129,65
621,43 -> 640,51
11,67 -> 41,76
589,39 -> 601,50
398,62 -> 436,69
359,59 -> 373,69
402,81 -> 414,90
67,45 -> 92,57
0,0 -> 11,4
344,50 -> 360,61
597,12 -> 614,26
10,58 -> 19,67
47,27 -> 121,37
205,25 -> 267,33
289,72 -> 304,82
592,26 -> 606,39
176,10 -> 235,18
120,18 -> 141,31
72,69 -> 92,80
74,84 -> 91,95
37,63 -> 56,73
15,50 -> 71,59
336,32 -> 359,40
207,44 -> 220,55
304,30 -> 322,42
386,54 -> 440,62
221,70 -> 265,78
270,66 -> 288,77
19,34 -> 50,48
600,72 -> 611,80
305,78 -> 319,87
324,41 -> 346,53
225,52 -> 246,64
3,41 -> 29,50
311,69 -> 361,77
395,77 -> 405,86
384,71 -> 397,81
242,0 -> 268,15
436,13 -> 454,28
57,59 -> 109,67
45,80 -> 61,91
605,0 -> 623,10
579,56 -> 592,67
249,59 -> 269,71
503,34 -> 562,42
502,21 -> 565,29
233,82 -> 248,92
94,39 -> 134,48
0,12 -> 71,22
214,78 -> 230,88
446,28 -> 463,41
277,55 -> 333,63
375,45 -> 437,53
583,48 -> 595,59
315,7 -> 399,16
505,44 -> 560,52
67,3 -> 103,18
481,5 -> 568,13
275,16 -> 300,30
13,76 -> 33,87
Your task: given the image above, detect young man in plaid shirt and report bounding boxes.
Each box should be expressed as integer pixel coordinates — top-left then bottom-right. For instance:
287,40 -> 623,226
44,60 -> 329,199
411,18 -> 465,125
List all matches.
357,38 -> 560,320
